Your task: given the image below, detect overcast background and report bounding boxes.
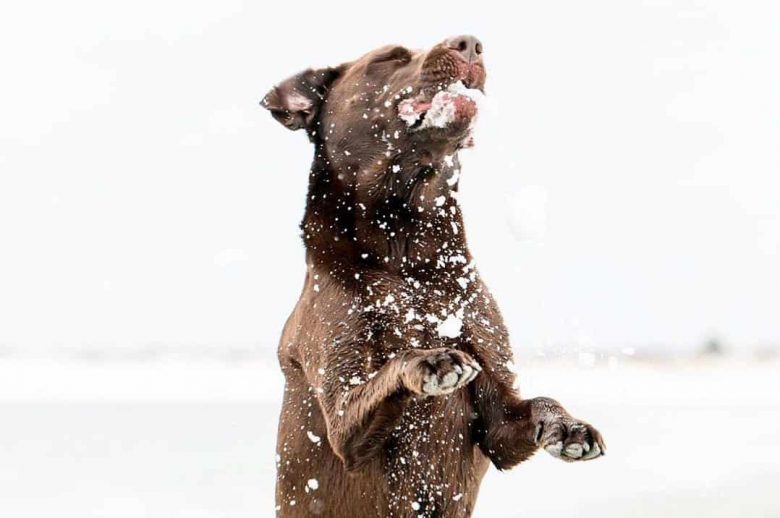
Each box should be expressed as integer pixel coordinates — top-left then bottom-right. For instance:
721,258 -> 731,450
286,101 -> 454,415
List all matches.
2,1 -> 779,517
1,0 -> 778,355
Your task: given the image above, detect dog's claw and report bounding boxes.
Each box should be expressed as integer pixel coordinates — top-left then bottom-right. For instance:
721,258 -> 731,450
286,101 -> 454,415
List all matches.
405,348 -> 482,397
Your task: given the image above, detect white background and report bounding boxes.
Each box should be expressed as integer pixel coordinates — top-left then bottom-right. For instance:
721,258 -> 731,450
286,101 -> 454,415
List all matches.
1,2 -> 779,517
2,0 -> 779,354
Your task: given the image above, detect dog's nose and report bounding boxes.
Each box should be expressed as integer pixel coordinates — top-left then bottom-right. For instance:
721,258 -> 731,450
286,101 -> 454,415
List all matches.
446,35 -> 483,62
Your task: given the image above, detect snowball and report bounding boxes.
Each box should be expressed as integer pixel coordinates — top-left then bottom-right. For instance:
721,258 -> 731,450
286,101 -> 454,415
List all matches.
505,186 -> 548,242
437,314 -> 463,338
398,99 -> 422,126
307,479 -> 319,490
398,81 -> 484,131
416,92 -> 457,129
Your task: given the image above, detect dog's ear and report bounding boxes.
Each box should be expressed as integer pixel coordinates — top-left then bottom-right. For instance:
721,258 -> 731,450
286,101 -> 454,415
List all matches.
261,67 -> 340,133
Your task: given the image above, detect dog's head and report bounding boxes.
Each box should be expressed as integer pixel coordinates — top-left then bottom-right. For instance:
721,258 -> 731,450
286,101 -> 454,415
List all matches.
261,36 -> 486,178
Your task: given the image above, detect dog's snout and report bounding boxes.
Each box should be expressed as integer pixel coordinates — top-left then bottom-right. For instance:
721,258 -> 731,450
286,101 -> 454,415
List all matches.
446,35 -> 483,62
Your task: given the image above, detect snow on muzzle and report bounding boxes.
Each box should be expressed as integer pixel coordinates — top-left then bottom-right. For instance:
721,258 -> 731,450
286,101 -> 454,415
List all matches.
398,81 -> 485,132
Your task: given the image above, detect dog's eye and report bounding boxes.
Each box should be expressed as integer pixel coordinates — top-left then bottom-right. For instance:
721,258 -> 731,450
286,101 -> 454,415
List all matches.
367,47 -> 412,70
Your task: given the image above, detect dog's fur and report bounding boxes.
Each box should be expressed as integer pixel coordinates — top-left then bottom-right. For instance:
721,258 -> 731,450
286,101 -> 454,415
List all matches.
262,36 -> 605,517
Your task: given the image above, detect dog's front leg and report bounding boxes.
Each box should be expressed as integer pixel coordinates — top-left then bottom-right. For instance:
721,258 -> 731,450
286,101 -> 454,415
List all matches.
317,347 -> 482,471
472,373 -> 606,469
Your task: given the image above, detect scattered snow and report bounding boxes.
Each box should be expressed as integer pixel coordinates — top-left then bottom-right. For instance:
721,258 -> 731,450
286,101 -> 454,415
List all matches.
307,431 -> 321,444
307,479 -> 319,490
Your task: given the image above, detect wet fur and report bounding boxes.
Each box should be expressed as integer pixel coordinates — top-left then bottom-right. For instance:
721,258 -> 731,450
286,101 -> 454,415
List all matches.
264,39 -> 604,518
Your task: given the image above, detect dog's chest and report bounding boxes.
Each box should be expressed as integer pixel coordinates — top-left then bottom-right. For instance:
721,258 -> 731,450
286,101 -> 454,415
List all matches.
380,393 -> 480,517
361,276 -> 503,363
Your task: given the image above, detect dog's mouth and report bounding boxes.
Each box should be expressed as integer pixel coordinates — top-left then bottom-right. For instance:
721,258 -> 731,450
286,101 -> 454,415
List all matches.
397,81 -> 484,136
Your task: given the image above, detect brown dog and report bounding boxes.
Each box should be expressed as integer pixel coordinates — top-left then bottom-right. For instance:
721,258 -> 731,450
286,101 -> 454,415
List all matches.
262,35 -> 605,517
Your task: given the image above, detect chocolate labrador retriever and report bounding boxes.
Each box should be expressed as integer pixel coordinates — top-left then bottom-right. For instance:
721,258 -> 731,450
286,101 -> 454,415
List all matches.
261,35 -> 605,517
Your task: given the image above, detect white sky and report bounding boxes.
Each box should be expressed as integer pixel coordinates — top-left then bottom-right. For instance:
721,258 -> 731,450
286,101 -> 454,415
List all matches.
0,0 -> 778,352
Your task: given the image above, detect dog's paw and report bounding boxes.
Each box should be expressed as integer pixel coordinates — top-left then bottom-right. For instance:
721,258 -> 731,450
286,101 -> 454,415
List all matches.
401,348 -> 481,396
531,398 -> 606,462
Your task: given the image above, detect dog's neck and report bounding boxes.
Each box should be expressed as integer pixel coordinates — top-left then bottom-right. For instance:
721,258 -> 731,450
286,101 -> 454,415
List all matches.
301,149 -> 472,282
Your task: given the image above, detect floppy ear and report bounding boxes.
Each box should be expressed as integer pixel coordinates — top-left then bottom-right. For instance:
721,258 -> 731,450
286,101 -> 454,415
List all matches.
261,67 -> 340,132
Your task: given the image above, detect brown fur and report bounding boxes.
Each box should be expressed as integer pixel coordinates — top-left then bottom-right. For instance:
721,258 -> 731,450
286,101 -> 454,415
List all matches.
262,36 -> 605,517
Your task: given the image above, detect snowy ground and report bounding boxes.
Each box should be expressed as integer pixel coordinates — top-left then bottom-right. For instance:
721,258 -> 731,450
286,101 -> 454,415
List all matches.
1,356 -> 778,517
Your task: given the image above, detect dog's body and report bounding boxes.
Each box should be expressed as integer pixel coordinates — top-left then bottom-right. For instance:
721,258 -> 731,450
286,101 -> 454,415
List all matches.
263,36 -> 605,517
